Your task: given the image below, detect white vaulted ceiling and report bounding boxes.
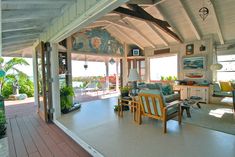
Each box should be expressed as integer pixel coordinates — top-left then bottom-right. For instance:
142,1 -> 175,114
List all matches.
2,0 -> 235,57
1,0 -> 75,56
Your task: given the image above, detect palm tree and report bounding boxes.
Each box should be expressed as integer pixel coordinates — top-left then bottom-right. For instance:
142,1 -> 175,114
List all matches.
0,57 -> 29,95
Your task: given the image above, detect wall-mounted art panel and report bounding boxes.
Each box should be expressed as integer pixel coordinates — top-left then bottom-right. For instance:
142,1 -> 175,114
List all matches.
71,28 -> 124,56
183,56 -> 206,70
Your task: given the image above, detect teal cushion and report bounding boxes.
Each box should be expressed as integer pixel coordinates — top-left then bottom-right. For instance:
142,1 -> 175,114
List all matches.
167,105 -> 178,115
213,83 -> 221,92
214,91 -> 232,97
164,93 -> 180,103
146,83 -> 162,90
161,84 -> 174,95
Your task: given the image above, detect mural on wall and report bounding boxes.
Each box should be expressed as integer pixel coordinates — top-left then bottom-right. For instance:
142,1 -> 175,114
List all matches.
72,28 -> 124,55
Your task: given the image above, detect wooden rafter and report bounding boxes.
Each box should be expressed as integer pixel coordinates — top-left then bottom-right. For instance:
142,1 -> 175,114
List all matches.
112,26 -> 144,49
178,0 -> 201,40
123,18 -> 156,48
156,5 -> 184,42
113,4 -> 182,43
209,0 -> 224,44
146,22 -> 168,46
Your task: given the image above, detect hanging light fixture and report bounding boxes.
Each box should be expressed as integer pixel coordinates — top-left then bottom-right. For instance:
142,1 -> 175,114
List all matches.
109,58 -> 115,65
199,0 -> 209,21
210,46 -> 223,71
84,55 -> 88,70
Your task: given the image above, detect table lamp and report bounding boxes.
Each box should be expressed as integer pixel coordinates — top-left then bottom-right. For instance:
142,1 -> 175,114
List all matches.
128,68 -> 140,96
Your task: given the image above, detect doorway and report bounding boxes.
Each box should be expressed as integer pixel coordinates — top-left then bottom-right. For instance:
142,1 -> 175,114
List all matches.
35,42 -> 52,122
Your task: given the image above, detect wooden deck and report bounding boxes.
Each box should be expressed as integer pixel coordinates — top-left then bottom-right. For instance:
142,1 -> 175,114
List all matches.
5,100 -> 92,157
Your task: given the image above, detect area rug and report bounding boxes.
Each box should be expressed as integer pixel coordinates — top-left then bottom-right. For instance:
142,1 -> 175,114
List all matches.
179,103 -> 235,135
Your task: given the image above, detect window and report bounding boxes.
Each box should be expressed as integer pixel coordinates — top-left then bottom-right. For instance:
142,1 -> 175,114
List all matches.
150,55 -> 177,81
217,54 -> 235,81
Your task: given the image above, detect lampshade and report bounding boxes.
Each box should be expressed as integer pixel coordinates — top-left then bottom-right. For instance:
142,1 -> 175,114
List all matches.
210,63 -> 223,71
128,69 -> 140,82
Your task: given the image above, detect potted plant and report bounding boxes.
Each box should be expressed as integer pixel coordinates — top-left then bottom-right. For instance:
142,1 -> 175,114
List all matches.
0,110 -> 6,138
120,86 -> 130,97
60,86 -> 75,114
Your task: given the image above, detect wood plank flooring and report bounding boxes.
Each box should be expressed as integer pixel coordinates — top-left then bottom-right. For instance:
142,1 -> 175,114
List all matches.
5,100 -> 91,157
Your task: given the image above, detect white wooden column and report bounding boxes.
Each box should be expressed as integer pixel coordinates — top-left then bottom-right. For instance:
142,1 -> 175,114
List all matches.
122,43 -> 128,86
66,37 -> 73,86
105,60 -> 110,91
115,60 -> 119,91
32,48 -> 38,106
144,48 -> 150,82
51,43 -> 61,120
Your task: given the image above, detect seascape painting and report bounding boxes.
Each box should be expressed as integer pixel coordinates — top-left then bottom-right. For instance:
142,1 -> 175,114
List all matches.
183,56 -> 205,70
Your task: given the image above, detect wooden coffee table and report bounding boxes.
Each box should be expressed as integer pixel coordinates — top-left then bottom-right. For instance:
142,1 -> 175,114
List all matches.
181,98 -> 201,118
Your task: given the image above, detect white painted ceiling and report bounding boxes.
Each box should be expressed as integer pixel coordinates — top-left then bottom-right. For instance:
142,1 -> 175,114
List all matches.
1,0 -> 75,56
2,0 -> 235,57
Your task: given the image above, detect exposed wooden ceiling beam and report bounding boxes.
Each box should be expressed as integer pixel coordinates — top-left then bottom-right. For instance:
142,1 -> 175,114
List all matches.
146,22 -> 168,46
178,0 -> 201,40
113,4 -> 182,43
156,5 -> 184,42
114,5 -> 170,27
209,0 -> 224,44
123,18 -> 156,48
2,0 -> 75,5
112,26 -> 144,49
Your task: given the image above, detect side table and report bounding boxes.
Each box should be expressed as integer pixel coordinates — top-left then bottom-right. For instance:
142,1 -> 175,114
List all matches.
118,96 -> 139,123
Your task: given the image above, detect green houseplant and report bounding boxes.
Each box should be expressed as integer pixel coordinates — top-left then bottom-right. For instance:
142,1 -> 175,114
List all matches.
0,110 -> 6,138
60,86 -> 75,113
120,86 -> 130,97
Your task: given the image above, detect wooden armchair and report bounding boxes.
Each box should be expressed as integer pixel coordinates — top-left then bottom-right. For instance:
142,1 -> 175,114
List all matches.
138,90 -> 182,133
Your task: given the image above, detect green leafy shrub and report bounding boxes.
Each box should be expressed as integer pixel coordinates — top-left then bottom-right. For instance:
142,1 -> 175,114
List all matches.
60,86 -> 75,111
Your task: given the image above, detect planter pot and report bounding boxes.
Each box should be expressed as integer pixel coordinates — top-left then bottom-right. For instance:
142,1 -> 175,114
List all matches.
61,103 -> 81,114
121,92 -> 129,97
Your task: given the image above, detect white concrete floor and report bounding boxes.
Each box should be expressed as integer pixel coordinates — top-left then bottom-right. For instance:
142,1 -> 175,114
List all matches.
57,97 -> 235,157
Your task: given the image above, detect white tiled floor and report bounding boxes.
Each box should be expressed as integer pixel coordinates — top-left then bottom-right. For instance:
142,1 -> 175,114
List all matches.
58,97 -> 235,157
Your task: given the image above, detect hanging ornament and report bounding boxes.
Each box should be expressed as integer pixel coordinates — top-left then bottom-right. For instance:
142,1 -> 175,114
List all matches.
84,55 -> 88,70
199,7 -> 209,21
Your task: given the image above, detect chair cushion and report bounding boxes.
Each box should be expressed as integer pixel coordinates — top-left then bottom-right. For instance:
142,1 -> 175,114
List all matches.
166,105 -> 178,115
146,83 -> 162,90
164,93 -> 180,103
213,83 -> 221,92
214,91 -> 232,97
161,84 -> 174,95
220,81 -> 233,92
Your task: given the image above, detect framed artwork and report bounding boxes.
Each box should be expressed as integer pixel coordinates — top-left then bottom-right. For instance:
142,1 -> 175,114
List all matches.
184,72 -> 204,79
186,44 -> 194,55
132,48 -> 140,56
183,56 -> 206,70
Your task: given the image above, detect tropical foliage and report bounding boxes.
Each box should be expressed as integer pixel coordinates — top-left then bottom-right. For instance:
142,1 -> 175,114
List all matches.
60,86 -> 75,111
0,57 -> 34,98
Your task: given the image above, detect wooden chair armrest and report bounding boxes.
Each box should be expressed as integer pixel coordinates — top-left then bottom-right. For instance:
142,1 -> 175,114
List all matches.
165,100 -> 181,109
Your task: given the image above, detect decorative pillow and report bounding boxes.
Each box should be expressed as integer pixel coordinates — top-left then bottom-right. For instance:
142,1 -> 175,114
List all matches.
213,83 -> 221,92
219,81 -> 233,92
146,83 -> 162,90
161,84 -> 174,95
